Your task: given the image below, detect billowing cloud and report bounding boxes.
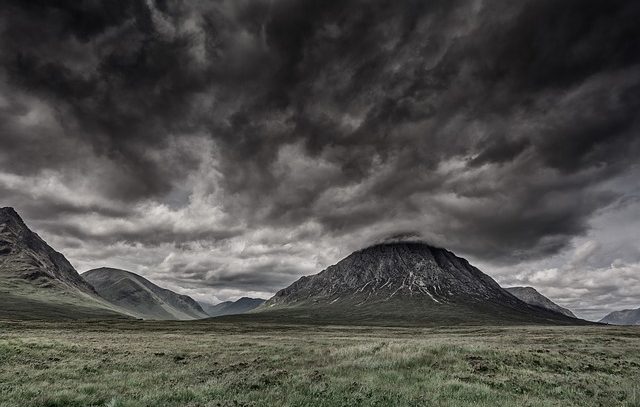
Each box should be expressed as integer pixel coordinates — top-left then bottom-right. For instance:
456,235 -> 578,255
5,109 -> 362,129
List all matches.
1,0 -> 639,316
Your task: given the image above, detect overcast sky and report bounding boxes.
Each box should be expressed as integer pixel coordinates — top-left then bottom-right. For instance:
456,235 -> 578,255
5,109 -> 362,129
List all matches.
1,0 -> 639,320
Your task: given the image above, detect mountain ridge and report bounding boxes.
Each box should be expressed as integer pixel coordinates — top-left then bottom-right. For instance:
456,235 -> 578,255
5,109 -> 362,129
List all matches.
83,267 -> 208,320
599,307 -> 640,325
505,286 -> 576,318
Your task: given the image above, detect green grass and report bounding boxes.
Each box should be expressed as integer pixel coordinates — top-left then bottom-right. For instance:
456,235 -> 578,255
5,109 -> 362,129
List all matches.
0,320 -> 638,406
229,296 -> 588,326
0,276 -> 132,321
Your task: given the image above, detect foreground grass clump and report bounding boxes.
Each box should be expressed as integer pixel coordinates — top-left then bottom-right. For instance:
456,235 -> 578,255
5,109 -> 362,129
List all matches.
0,321 -> 638,407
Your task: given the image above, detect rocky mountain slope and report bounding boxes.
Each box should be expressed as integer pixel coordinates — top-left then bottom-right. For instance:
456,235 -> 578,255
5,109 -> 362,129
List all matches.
83,268 -> 208,320
200,297 -> 265,317
505,286 -> 576,318
599,307 -> 640,325
255,242 -> 585,325
0,207 -> 129,320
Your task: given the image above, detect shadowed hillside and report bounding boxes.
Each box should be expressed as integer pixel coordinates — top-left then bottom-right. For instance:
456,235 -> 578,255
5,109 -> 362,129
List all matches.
83,268 -> 208,320
0,207 -> 130,320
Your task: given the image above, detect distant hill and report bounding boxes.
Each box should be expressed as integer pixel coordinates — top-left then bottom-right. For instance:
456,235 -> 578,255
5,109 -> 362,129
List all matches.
247,242 -> 586,326
599,308 -> 640,325
505,286 -> 576,318
83,268 -> 208,320
0,207 -> 130,320
199,297 -> 265,317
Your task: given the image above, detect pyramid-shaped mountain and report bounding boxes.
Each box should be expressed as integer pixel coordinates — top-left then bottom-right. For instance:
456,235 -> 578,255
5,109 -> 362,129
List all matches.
258,242 -> 585,325
0,207 -> 129,320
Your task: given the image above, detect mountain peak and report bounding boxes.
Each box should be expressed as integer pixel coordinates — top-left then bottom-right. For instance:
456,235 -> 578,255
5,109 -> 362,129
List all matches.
0,207 -> 27,228
257,242 -> 583,325
0,207 -> 97,294
0,206 -> 19,215
267,241 -> 513,308
360,240 -> 440,252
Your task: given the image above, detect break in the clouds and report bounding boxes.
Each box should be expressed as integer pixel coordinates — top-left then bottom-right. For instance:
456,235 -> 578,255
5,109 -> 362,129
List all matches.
1,0 -> 639,318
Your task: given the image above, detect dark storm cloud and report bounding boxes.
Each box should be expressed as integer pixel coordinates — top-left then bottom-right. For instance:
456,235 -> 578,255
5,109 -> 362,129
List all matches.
44,221 -> 243,247
0,0 -> 211,200
1,0 -> 640,303
210,0 -> 640,261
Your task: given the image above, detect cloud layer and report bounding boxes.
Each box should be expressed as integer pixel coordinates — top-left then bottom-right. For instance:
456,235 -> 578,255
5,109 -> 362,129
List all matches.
1,0 -> 639,317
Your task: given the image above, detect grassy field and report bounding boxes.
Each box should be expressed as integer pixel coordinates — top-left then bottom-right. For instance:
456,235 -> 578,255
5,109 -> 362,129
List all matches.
0,320 -> 638,407
0,276 -> 132,321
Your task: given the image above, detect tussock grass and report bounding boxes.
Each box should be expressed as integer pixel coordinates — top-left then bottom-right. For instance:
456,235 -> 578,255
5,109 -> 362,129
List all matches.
0,321 -> 638,406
